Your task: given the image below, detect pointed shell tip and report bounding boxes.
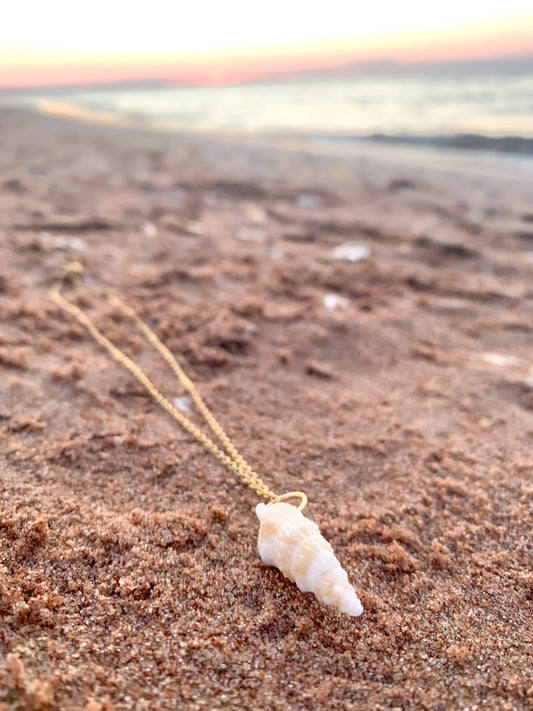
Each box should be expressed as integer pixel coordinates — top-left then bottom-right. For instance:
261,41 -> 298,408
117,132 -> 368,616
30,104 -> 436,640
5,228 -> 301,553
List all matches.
255,502 -> 267,520
346,598 -> 363,617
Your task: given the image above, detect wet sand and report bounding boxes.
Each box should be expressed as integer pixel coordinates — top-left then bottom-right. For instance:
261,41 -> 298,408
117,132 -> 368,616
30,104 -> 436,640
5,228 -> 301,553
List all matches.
0,108 -> 532,710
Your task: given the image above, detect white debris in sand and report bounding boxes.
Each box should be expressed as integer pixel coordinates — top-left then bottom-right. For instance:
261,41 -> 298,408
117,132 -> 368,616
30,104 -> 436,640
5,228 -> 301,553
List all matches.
323,293 -> 350,310
186,221 -> 205,236
478,353 -> 520,367
38,232 -> 87,252
173,396 -> 192,414
330,242 -> 371,263
244,203 -> 267,225
142,222 -> 158,238
296,193 -> 322,210
268,247 -> 284,260
237,226 -> 267,243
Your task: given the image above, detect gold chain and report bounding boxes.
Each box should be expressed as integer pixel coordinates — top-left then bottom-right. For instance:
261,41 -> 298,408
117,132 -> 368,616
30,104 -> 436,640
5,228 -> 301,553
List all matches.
49,263 -> 306,506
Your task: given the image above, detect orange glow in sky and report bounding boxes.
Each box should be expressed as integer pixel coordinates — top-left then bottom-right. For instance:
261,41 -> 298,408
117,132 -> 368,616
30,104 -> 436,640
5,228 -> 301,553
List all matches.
1,1 -> 532,88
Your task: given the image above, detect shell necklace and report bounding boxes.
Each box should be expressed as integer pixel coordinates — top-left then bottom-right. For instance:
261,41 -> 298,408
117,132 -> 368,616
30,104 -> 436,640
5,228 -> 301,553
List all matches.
50,263 -> 363,617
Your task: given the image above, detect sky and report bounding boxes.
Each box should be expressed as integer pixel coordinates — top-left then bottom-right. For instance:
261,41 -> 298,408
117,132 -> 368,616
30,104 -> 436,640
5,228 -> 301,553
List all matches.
1,0 -> 533,88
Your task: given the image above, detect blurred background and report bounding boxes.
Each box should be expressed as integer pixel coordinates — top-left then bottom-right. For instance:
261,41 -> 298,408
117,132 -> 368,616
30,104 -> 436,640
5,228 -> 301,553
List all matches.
1,1 -> 533,161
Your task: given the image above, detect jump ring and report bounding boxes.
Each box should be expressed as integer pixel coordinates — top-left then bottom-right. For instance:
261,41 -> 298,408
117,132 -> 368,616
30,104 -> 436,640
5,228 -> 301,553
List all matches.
270,491 -> 308,511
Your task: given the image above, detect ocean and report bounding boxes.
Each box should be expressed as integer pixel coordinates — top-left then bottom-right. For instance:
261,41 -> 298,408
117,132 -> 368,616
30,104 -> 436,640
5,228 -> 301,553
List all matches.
2,69 -> 533,169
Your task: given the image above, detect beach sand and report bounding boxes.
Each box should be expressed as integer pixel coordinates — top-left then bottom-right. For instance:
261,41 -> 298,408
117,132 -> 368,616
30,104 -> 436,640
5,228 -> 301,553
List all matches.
0,108 -> 532,710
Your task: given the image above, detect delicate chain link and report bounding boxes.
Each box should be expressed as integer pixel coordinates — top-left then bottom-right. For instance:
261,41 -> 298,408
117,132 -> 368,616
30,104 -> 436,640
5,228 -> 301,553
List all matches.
49,267 -> 278,503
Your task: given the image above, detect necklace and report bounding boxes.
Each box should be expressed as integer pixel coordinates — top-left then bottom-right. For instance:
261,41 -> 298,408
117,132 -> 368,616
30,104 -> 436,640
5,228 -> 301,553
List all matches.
50,263 -> 363,617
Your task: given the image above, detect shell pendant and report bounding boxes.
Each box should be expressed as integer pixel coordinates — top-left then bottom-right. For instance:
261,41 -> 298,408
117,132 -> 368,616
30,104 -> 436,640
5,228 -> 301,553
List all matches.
256,501 -> 363,616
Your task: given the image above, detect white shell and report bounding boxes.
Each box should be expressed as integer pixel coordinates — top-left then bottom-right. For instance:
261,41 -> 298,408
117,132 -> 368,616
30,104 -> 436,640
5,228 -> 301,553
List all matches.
256,502 -> 363,616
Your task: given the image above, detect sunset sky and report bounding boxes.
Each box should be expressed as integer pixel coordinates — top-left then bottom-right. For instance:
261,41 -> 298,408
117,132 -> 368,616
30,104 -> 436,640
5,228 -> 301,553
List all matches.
1,0 -> 533,88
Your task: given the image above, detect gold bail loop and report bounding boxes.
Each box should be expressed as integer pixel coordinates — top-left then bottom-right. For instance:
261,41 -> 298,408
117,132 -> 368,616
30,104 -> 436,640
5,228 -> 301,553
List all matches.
271,491 -> 308,511
62,261 -> 84,287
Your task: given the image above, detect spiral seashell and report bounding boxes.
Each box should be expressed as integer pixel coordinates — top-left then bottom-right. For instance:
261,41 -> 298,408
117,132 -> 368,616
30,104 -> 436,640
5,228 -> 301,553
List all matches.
256,502 -> 363,616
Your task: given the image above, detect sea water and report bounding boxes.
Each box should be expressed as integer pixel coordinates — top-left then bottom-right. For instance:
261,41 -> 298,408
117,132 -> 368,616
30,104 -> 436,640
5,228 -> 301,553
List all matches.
2,70 -> 533,164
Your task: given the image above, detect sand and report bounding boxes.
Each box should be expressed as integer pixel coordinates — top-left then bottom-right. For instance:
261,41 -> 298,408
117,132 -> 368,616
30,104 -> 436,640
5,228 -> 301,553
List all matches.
0,108 -> 532,710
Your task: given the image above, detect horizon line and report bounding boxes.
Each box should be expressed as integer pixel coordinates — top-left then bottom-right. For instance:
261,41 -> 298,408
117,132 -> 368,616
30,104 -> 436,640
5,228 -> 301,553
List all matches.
1,51 -> 533,93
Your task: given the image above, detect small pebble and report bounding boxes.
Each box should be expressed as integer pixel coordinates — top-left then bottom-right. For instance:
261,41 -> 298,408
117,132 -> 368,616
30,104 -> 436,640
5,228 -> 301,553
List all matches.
305,359 -> 335,379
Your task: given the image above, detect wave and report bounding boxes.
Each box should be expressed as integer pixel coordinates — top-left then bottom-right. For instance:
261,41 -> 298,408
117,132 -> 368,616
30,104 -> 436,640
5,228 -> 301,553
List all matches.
2,92 -> 533,161
311,132 -> 533,156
